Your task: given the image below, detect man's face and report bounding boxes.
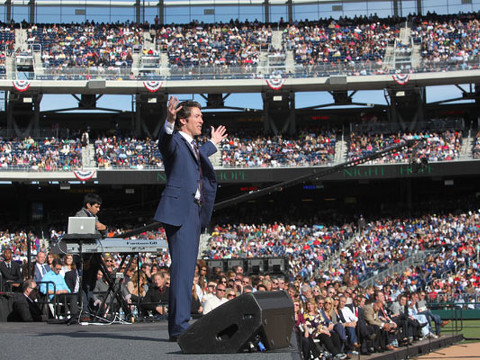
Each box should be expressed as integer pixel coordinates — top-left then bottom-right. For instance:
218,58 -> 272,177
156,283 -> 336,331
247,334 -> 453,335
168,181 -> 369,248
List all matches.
339,297 -> 347,309
153,275 -> 165,288
86,202 -> 101,215
53,264 -> 62,274
27,282 -> 38,299
37,252 -> 46,264
180,107 -> 203,137
3,249 -> 12,261
272,279 -> 279,289
216,285 -> 226,299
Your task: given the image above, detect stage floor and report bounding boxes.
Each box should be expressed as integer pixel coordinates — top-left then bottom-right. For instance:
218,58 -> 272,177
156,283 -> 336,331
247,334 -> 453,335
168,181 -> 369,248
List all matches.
0,321 -> 300,360
0,320 -> 465,360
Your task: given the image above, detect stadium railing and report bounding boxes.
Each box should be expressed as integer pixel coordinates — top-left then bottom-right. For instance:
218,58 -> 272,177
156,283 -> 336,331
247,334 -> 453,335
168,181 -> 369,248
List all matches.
7,58 -> 480,81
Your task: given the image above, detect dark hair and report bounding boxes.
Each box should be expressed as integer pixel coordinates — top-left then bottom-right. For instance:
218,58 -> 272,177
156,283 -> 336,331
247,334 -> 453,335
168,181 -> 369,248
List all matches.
174,100 -> 201,131
51,259 -> 62,268
23,279 -> 35,292
83,193 -> 102,207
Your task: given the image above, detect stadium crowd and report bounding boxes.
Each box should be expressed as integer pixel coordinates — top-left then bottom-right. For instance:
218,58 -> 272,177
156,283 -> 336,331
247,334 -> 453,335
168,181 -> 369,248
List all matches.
411,13 -> 480,70
0,126 -> 472,171
94,136 -> 163,169
25,22 -> 143,71
347,130 -> 463,163
282,20 -> 395,66
0,136 -> 83,170
1,11 -> 479,77
155,22 -> 275,67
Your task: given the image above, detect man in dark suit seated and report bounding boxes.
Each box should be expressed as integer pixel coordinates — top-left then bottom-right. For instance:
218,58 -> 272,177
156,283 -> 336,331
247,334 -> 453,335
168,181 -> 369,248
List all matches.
0,248 -> 22,292
141,272 -> 169,317
9,279 -> 44,322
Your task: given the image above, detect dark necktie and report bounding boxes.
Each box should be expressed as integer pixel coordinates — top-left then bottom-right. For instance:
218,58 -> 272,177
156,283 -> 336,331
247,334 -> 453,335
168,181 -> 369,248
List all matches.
191,140 -> 205,202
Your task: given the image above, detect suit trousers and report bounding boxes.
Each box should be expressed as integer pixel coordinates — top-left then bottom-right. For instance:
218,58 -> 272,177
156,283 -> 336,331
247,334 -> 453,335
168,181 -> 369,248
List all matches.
165,201 -> 201,336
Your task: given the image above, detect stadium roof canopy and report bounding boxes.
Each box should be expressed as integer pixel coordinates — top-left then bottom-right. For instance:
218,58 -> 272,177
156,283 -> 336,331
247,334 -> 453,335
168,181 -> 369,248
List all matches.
1,0 -> 465,24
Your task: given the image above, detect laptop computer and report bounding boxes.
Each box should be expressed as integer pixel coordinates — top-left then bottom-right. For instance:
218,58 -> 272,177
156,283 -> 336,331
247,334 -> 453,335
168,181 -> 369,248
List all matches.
67,217 -> 97,235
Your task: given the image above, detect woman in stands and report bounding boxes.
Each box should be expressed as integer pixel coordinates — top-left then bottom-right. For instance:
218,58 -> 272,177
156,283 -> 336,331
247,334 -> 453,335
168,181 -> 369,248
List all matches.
321,297 -> 348,353
60,254 -> 75,277
293,299 -> 322,360
126,270 -> 147,304
304,298 -> 347,359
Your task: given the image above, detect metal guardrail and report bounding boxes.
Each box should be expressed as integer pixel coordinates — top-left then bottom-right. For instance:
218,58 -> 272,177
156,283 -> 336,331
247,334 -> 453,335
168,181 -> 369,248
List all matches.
360,250 -> 436,288
5,57 -> 480,81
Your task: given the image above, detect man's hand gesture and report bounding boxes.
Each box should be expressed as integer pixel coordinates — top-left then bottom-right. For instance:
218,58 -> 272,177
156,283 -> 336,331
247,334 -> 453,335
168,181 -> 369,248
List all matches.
210,125 -> 228,145
166,96 -> 182,124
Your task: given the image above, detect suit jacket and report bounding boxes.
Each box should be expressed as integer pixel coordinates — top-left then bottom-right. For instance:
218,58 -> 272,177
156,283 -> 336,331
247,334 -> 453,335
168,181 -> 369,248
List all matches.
0,261 -> 22,288
9,293 -> 43,322
33,262 -> 51,283
154,124 -> 217,228
363,303 -> 384,327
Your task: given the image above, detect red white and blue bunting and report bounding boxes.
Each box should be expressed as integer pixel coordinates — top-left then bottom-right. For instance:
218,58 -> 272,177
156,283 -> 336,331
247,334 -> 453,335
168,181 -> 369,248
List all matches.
143,81 -> 163,93
392,73 -> 410,85
73,170 -> 96,181
12,80 -> 31,92
266,71 -> 286,90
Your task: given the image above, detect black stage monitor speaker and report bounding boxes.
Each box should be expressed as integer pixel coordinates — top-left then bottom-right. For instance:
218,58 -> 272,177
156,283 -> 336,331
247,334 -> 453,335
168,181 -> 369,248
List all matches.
178,290 -> 294,354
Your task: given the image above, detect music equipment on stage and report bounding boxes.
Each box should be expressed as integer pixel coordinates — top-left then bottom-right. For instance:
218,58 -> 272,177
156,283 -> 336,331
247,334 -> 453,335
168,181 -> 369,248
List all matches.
67,217 -> 96,235
62,238 -> 168,254
178,290 -> 294,354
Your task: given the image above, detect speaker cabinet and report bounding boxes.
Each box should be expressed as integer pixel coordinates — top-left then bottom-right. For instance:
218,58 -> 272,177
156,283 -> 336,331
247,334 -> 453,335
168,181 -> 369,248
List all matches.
178,291 -> 294,354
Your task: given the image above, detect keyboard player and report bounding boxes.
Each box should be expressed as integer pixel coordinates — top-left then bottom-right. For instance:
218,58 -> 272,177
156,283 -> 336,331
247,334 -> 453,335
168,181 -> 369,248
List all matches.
74,193 -> 108,321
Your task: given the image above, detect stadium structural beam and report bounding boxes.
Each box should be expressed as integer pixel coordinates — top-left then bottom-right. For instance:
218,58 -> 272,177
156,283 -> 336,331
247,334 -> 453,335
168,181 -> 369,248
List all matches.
5,0 -> 11,22
262,90 -> 295,135
158,0 -> 164,25
287,0 -> 293,22
264,0 -> 269,24
135,92 -> 168,137
117,139 -> 423,239
6,92 -> 42,138
29,0 -> 35,24
385,86 -> 425,131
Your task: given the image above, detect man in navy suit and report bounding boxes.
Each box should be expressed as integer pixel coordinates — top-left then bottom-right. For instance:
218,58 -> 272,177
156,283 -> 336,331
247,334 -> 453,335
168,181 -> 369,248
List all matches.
0,248 -> 22,291
154,97 -> 227,341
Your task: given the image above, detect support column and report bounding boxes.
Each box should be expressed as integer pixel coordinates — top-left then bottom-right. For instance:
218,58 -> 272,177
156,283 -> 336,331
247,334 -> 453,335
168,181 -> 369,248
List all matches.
29,0 -> 35,24
386,87 -> 425,131
264,0 -> 269,24
262,90 -> 295,135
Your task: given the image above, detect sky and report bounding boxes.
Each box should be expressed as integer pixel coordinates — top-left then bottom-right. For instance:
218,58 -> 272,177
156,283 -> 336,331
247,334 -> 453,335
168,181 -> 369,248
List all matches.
39,85 -> 472,114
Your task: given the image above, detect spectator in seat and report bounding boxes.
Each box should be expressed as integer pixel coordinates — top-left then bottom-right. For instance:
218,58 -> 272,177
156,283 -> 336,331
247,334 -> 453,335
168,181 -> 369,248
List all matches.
39,259 -> 80,324
0,248 -> 22,291
203,283 -> 227,314
416,290 -> 449,336
141,272 -> 169,316
9,279 -> 44,322
33,251 -> 50,283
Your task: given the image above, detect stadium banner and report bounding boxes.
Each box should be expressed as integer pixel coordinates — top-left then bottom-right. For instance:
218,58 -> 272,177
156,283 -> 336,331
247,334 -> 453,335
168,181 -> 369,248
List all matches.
266,71 -> 286,90
143,81 -> 163,92
73,170 -> 96,181
12,80 -> 31,92
94,161 -> 480,185
392,73 -> 410,85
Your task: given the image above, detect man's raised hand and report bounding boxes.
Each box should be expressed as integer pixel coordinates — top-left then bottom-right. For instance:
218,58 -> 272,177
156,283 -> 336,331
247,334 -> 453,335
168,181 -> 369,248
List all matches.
166,96 -> 182,124
210,125 -> 228,145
